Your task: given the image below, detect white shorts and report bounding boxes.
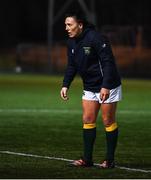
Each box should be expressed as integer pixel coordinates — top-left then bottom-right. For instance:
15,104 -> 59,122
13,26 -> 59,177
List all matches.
82,85 -> 122,104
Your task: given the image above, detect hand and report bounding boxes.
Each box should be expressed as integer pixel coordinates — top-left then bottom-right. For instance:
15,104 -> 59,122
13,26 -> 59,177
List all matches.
100,88 -> 110,103
60,87 -> 69,101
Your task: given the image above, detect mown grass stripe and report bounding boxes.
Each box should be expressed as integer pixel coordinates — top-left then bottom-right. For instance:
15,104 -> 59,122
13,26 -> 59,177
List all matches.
0,108 -> 151,115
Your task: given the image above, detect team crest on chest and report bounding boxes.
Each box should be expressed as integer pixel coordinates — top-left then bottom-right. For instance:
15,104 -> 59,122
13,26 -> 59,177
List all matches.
83,46 -> 91,55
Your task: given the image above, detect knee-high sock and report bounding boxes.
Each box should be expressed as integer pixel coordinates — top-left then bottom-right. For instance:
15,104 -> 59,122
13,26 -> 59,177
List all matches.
105,122 -> 118,161
83,123 -> 96,162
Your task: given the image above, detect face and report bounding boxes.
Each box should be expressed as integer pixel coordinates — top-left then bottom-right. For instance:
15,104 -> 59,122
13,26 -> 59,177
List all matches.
65,17 -> 83,38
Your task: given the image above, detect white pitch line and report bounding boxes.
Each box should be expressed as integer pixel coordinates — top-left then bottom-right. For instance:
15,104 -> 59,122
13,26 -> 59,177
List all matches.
0,108 -> 151,115
115,165 -> 151,173
0,150 -> 73,162
0,150 -> 151,173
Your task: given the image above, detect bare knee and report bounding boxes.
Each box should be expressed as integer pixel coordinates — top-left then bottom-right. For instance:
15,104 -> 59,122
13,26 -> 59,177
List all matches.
101,102 -> 117,127
102,114 -> 115,127
83,114 -> 96,124
103,120 -> 115,127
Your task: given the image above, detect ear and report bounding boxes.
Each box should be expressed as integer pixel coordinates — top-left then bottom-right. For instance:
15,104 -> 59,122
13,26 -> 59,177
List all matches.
79,23 -> 83,29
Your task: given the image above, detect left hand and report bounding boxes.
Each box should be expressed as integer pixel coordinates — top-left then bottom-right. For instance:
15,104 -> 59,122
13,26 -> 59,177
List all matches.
100,88 -> 110,103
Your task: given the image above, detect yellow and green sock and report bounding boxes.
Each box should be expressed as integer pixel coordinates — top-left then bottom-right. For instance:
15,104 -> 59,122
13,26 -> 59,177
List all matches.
105,122 -> 118,161
83,123 -> 96,163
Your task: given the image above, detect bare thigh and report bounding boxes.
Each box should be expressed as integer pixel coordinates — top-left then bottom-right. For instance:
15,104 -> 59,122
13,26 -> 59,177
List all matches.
101,102 -> 117,127
82,99 -> 100,124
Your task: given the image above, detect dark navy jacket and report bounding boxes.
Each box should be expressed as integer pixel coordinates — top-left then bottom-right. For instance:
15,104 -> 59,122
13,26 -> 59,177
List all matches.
63,26 -> 121,92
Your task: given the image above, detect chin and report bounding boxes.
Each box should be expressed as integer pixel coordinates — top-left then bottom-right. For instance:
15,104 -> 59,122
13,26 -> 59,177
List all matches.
68,34 -> 73,38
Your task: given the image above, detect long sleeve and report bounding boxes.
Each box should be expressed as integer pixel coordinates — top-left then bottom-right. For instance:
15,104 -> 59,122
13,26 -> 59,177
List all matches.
62,44 -> 77,88
93,34 -> 121,89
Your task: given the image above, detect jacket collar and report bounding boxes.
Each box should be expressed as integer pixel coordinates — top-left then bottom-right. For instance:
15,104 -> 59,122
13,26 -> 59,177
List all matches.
73,25 -> 95,42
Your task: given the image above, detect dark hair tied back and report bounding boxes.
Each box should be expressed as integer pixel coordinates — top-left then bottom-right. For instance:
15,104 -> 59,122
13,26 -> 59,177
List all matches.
65,10 -> 89,28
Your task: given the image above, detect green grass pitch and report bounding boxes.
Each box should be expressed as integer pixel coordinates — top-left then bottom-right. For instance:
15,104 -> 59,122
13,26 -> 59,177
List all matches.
0,74 -> 151,178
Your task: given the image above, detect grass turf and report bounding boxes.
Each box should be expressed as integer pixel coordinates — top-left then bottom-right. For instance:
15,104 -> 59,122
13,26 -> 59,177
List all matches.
0,74 -> 151,178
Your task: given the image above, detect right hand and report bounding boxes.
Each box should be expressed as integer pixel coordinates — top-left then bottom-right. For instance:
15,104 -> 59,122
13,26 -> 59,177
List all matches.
60,87 -> 69,101
100,88 -> 110,103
